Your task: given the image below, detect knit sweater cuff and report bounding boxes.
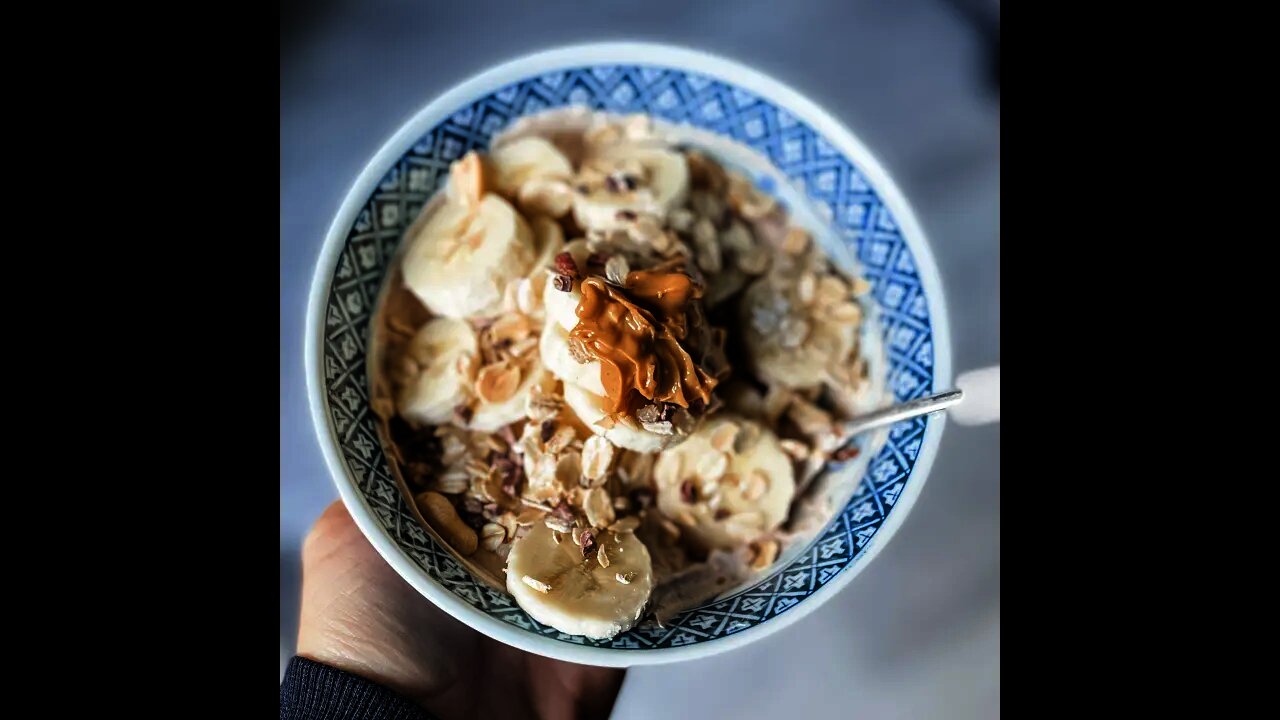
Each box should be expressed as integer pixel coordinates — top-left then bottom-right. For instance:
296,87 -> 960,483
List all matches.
280,656 -> 432,719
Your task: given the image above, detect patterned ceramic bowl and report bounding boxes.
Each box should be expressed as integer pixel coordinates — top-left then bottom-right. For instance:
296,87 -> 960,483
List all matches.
306,43 -> 951,666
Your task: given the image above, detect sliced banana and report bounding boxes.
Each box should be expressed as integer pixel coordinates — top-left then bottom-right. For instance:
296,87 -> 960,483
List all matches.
489,136 -> 574,197
741,276 -> 857,390
395,318 -> 478,426
402,194 -> 536,320
654,415 -> 796,550
562,382 -> 681,454
505,522 -> 654,640
539,323 -> 607,397
572,145 -> 689,232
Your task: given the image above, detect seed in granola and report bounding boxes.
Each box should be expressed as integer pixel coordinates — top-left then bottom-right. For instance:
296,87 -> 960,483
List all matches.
581,435 -> 616,485
696,452 -> 729,483
597,546 -> 611,569
475,364 -> 521,404
750,539 -> 780,570
742,470 -> 769,501
779,439 -> 811,459
782,227 -> 810,254
453,404 -> 473,425
480,523 -> 506,552
610,516 -> 640,533
552,274 -> 573,292
580,528 -> 597,557
583,487 -> 616,528
825,301 -> 862,324
831,445 -> 861,462
709,423 -> 739,453
679,479 -> 697,504
522,575 -> 552,593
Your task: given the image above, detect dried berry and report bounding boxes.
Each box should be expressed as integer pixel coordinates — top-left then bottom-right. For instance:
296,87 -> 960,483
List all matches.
832,445 -> 861,462
679,479 -> 697,504
540,419 -> 556,443
580,528 -> 597,557
555,252 -> 579,278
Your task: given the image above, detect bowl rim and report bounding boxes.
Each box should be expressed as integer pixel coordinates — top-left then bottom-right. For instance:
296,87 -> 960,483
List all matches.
305,41 -> 952,667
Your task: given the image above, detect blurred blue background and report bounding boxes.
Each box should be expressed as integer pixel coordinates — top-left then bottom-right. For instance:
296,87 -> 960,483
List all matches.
281,0 -> 998,716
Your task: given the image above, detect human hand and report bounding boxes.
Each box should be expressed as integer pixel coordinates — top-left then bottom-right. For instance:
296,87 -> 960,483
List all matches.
297,501 -> 625,720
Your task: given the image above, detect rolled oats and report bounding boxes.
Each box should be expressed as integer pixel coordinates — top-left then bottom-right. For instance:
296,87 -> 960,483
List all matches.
709,422 -> 739,453
583,487 -> 616,529
597,546 -> 611,569
480,522 -> 506,552
521,575 -> 552,593
581,435 -> 616,485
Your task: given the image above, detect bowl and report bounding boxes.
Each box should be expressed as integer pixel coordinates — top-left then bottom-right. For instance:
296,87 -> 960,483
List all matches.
306,42 -> 951,667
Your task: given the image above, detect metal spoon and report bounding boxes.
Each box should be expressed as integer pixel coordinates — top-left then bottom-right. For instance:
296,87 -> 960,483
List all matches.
840,388 -> 965,438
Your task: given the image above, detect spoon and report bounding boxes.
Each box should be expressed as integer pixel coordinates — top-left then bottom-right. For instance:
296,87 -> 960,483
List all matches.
840,388 -> 965,438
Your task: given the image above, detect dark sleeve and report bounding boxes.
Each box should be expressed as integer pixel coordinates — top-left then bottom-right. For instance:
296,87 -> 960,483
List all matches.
280,656 -> 433,719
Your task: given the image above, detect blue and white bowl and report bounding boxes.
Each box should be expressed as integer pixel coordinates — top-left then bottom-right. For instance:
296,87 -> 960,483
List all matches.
306,43 -> 951,666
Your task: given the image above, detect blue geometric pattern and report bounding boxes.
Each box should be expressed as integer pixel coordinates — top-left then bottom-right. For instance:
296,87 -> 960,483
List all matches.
320,65 -> 936,649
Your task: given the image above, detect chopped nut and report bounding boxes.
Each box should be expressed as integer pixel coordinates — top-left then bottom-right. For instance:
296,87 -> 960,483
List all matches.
616,571 -> 635,584
750,539 -> 780,570
521,575 -> 552,593
709,423 -> 740,453
605,255 -> 631,286
480,522 -> 506,551
641,420 -> 675,435
552,274 -> 573,292
695,452 -> 729,483
597,546 -> 611,569
581,435 -> 616,485
566,336 -> 593,364
742,470 -> 769,501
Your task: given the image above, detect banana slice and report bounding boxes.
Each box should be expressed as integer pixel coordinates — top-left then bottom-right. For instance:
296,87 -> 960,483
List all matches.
402,194 -> 536,320
395,318 -> 478,426
741,275 -> 857,390
505,522 -> 654,640
489,136 -> 575,196
653,415 -> 796,550
562,382 -> 681,454
539,323 -> 607,397
572,145 -> 689,231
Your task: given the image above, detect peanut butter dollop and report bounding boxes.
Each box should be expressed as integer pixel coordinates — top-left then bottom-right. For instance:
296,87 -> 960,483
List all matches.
571,270 -> 726,415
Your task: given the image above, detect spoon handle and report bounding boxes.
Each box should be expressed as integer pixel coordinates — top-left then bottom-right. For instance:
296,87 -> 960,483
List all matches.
840,388 -> 965,438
